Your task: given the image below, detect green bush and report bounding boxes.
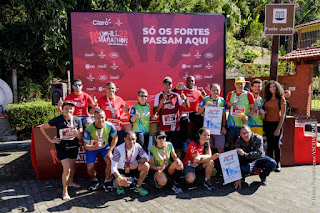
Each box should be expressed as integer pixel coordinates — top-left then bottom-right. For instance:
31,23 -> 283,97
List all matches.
241,48 -> 261,63
6,100 -> 60,138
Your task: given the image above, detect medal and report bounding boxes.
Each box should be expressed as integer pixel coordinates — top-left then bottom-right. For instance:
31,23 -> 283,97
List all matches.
125,166 -> 130,173
107,96 -> 117,119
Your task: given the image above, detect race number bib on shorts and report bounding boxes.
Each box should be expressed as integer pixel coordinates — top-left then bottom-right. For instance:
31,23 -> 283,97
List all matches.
181,111 -> 190,119
230,105 -> 245,117
162,114 -> 176,126
59,128 -> 77,140
107,118 -> 122,131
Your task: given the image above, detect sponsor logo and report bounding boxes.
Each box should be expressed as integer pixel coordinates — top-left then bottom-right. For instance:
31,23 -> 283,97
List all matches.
205,62 -> 212,70
194,50 -> 201,59
182,72 -> 189,79
98,75 -> 108,81
115,18 -> 123,27
85,64 -> 95,69
110,75 -> 120,80
204,75 -> 213,79
98,87 -> 104,92
98,50 -> 106,59
86,87 -> 96,91
204,53 -> 214,58
194,74 -> 202,80
109,52 -> 119,58
182,53 -> 191,57
87,73 -> 95,81
92,18 -> 111,26
85,53 -> 94,57
163,103 -> 175,110
193,64 -> 202,69
110,62 -> 118,70
182,64 -> 191,69
97,64 -> 108,69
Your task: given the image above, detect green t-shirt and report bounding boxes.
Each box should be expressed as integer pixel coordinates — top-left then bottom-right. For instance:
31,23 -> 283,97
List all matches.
248,97 -> 264,127
227,91 -> 250,127
130,103 -> 151,134
149,142 -> 174,168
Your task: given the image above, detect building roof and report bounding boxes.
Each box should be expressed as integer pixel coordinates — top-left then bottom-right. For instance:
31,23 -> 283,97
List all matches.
295,19 -> 320,30
279,46 -> 320,61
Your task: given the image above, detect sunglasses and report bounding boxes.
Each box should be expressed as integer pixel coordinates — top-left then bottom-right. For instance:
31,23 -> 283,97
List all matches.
139,95 -> 148,98
157,136 -> 166,140
73,83 -> 82,87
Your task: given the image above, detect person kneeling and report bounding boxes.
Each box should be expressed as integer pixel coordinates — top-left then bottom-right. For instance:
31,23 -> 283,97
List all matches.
234,126 -> 276,188
182,127 -> 219,190
149,131 -> 184,194
112,131 -> 150,196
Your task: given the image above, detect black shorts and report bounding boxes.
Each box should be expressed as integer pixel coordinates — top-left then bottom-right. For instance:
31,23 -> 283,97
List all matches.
149,167 -> 169,177
183,164 -> 204,175
55,144 -> 79,161
166,131 -> 182,149
116,168 -> 139,178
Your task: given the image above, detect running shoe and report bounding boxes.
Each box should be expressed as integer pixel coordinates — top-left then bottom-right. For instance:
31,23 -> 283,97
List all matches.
134,186 -> 149,196
117,186 -> 125,195
103,180 -> 113,192
171,184 -> 183,194
154,178 -> 163,188
88,180 -> 100,191
204,179 -> 215,190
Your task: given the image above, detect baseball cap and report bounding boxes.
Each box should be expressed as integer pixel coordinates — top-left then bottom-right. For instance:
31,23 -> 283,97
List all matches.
235,77 -> 246,83
154,130 -> 167,139
163,77 -> 172,84
62,101 -> 75,108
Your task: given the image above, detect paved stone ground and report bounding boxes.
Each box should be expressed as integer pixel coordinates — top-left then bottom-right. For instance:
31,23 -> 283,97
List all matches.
1,149 -> 319,213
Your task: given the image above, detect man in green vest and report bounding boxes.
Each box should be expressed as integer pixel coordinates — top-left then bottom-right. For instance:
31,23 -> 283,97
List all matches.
226,77 -> 255,150
248,79 -> 265,137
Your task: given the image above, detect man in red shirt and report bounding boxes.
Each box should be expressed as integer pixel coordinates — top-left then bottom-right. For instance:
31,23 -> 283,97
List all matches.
57,79 -> 98,127
97,82 -> 129,144
154,77 -> 190,159
174,76 -> 205,142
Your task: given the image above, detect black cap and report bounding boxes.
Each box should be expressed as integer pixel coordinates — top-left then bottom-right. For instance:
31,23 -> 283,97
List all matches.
154,130 -> 167,139
62,101 -> 75,108
163,77 -> 172,84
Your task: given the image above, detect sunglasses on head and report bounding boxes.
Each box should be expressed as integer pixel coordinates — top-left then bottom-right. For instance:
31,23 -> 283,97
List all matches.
73,83 -> 82,87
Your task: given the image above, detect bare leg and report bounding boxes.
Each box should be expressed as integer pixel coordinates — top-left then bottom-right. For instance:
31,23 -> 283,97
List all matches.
68,159 -> 80,188
185,172 -> 196,184
154,171 -> 167,186
203,160 -> 214,179
61,159 -> 71,200
103,157 -> 111,181
87,163 -> 97,180
137,162 -> 150,186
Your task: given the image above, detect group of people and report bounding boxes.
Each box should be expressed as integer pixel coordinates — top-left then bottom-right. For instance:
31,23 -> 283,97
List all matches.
40,76 -> 287,200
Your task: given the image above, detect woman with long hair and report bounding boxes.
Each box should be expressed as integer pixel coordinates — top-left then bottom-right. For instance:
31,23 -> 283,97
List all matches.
263,80 -> 286,172
182,127 -> 219,190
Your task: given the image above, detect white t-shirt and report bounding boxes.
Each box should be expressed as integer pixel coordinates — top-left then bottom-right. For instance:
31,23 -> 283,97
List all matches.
111,142 -> 149,174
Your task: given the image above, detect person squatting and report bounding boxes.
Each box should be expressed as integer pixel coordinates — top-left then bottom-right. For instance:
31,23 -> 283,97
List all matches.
41,76 -> 285,200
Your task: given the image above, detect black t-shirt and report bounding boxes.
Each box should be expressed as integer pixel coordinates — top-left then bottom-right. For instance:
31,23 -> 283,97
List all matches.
48,115 -> 82,148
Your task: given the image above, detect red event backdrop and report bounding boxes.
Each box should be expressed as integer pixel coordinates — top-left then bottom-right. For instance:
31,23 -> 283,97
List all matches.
69,11 -> 225,101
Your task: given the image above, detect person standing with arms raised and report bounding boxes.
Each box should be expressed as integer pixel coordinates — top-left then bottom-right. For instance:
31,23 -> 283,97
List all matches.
263,80 -> 286,172
97,82 -> 129,144
154,77 -> 190,159
57,79 -> 98,127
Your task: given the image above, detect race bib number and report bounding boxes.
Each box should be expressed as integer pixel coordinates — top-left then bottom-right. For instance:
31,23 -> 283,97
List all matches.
162,114 -> 176,126
59,128 -> 77,140
91,139 -> 107,147
230,106 -> 245,117
107,118 -> 122,131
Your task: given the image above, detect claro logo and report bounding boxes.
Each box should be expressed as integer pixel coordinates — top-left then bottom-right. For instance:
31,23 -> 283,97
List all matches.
92,18 -> 111,26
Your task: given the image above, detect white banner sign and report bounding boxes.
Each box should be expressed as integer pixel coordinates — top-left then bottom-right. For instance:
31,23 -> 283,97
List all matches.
219,150 -> 242,185
203,106 -> 223,135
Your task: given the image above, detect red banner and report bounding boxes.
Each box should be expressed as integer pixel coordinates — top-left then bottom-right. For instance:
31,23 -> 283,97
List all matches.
69,11 -> 225,101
